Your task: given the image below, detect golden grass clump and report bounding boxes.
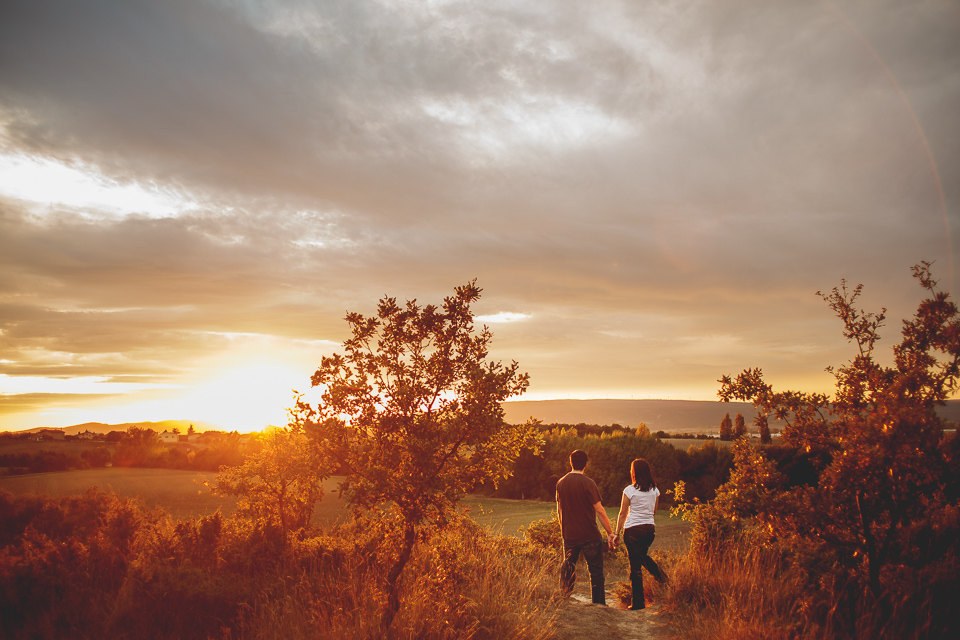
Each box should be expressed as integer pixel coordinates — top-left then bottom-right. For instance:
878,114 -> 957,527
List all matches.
662,542 -> 809,640
233,515 -> 560,640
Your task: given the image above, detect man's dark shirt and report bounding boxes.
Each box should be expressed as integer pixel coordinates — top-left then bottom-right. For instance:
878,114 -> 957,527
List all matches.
556,471 -> 602,541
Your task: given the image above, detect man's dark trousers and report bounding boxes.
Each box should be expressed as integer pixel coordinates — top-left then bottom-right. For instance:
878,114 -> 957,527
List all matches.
560,537 -> 605,604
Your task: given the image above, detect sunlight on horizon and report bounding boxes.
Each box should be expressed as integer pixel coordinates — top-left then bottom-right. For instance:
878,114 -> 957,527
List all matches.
0,363 -> 326,433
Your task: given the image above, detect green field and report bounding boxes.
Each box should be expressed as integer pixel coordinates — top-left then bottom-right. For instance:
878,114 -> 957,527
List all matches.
0,467 -> 691,546
0,439 -> 116,455
0,468 -> 235,519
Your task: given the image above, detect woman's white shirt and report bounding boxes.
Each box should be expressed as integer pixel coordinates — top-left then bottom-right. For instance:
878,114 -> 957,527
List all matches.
622,485 -> 659,528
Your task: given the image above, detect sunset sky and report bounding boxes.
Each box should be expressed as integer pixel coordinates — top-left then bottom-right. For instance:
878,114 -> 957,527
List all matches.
1,0 -> 959,432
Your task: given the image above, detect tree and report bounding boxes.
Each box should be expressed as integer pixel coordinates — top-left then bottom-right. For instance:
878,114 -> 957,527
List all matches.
755,413 -> 771,444
213,426 -> 321,558
733,413 -> 747,439
719,413 -> 733,441
297,281 -> 539,631
714,263 -> 960,633
115,427 -> 163,466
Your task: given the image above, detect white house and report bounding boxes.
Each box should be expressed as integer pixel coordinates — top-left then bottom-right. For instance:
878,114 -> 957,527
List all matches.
158,430 -> 179,444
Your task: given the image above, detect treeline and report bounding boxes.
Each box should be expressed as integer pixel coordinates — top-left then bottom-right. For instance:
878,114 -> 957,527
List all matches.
483,424 -> 735,506
112,427 -> 245,470
0,447 -> 112,474
0,428 -> 246,475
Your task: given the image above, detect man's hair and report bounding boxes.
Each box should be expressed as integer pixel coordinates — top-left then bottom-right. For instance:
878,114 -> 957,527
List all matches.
570,449 -> 588,471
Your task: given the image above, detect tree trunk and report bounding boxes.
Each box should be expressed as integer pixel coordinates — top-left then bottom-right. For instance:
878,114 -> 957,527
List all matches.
380,520 -> 417,635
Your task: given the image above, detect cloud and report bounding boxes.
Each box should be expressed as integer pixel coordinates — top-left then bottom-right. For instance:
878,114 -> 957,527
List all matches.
0,0 -> 958,427
0,393 -> 119,416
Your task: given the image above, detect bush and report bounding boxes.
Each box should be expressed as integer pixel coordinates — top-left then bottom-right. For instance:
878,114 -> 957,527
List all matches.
0,489 -> 561,640
487,428 -> 733,508
665,265 -> 960,639
524,515 -> 562,551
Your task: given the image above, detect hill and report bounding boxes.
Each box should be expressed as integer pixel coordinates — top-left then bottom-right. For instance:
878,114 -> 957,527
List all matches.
502,398 -> 960,434
16,420 -> 220,436
502,399 -> 764,433
10,398 -> 959,437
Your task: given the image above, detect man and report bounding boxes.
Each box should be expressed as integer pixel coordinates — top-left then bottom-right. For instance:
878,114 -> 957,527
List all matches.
555,449 -> 616,605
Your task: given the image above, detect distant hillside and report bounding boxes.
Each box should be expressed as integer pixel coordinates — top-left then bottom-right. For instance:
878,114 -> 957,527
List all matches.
502,399 -> 766,433
17,420 -> 220,436
502,398 -> 960,434
10,398 -> 959,437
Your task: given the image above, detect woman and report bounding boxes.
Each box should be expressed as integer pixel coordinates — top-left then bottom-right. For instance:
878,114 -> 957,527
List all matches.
614,458 -> 667,610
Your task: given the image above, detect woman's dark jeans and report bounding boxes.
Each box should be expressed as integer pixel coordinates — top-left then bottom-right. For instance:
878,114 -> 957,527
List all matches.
560,538 -> 605,604
623,524 -> 665,609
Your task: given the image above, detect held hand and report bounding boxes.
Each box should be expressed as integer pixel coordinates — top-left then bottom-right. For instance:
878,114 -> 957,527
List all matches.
607,532 -> 618,550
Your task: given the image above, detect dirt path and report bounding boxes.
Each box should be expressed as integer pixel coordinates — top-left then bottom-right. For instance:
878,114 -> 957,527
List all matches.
548,519 -> 688,640
551,594 -> 674,640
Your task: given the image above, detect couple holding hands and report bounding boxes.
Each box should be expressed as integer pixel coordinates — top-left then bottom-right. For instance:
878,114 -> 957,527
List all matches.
556,450 -> 668,610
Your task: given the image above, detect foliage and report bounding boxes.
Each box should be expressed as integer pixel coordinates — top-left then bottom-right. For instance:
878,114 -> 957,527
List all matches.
523,514 -> 563,550
213,426 -> 322,555
719,413 -> 733,441
296,281 -> 540,630
115,427 -> 166,466
756,413 -> 771,444
733,413 -> 747,438
234,514 -> 558,640
0,488 -> 559,640
488,428 -> 733,507
685,263 -> 960,638
0,488 -> 247,640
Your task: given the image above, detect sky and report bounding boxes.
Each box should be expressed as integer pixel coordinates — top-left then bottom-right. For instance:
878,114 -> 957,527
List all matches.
1,0 -> 959,432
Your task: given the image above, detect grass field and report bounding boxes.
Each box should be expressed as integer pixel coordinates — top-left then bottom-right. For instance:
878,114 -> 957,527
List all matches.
0,467 -> 691,545
0,439 -> 116,455
0,468 -> 235,519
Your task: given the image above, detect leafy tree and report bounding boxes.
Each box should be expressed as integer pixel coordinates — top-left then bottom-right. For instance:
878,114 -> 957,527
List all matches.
115,427 -> 163,466
755,413 -> 771,444
296,281 -> 539,632
213,426 -> 321,557
733,413 -> 747,438
713,263 -> 960,635
719,412 -> 733,440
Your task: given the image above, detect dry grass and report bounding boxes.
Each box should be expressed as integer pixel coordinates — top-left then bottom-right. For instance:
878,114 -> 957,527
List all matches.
233,520 -> 559,640
662,543 -> 810,640
660,541 -> 953,640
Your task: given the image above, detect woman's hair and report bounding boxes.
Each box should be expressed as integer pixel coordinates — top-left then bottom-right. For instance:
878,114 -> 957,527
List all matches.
631,458 -> 656,492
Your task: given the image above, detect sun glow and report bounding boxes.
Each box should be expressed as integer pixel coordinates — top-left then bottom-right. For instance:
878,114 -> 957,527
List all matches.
159,363 -> 321,432
0,362 -> 325,433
